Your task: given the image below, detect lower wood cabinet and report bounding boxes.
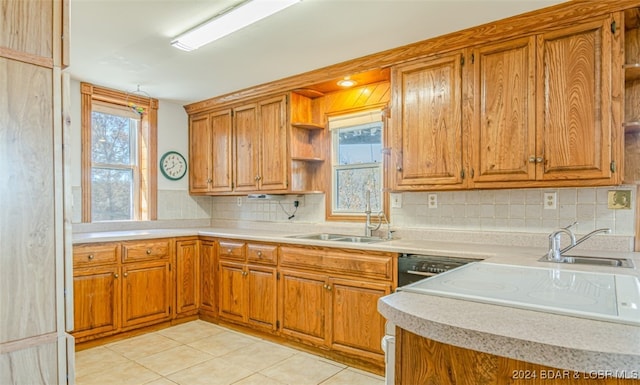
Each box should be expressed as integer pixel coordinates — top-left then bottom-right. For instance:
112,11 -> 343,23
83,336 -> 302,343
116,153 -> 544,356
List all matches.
279,245 -> 395,367
330,277 -> 391,359
121,260 -> 171,329
72,238 -> 173,342
280,269 -> 328,346
73,236 -> 396,372
175,239 -> 200,317
218,240 -> 278,332
72,265 -> 120,339
199,239 -> 217,316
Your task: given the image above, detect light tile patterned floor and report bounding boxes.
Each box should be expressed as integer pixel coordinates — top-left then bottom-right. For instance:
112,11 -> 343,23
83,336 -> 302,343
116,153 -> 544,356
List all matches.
75,320 -> 384,385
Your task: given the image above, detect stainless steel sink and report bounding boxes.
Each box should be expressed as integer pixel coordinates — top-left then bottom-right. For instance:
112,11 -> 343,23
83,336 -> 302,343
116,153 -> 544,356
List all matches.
539,255 -> 634,268
287,233 -> 385,243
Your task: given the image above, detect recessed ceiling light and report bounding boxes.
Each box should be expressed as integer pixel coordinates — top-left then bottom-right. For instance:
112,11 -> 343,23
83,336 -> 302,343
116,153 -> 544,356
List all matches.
337,77 -> 357,87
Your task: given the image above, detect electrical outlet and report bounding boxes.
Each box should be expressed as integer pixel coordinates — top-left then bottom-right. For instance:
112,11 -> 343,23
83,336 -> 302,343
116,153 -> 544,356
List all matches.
391,193 -> 403,208
428,193 -> 437,209
236,197 -> 242,207
544,192 -> 557,210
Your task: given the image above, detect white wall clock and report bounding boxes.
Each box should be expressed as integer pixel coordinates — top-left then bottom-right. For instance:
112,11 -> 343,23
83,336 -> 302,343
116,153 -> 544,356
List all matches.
160,151 -> 187,180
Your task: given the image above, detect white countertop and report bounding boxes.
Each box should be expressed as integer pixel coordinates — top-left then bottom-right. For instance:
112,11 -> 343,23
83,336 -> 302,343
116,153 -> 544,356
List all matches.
72,226 -> 640,377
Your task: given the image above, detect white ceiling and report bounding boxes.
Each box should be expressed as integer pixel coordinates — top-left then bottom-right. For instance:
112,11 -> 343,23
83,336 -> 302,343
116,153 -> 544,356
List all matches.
68,0 -> 565,105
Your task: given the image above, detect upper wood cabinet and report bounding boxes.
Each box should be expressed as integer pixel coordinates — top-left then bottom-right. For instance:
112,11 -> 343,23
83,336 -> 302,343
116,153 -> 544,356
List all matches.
469,37 -> 537,186
392,13 -> 622,191
535,16 -> 619,183
189,95 -> 290,194
234,95 -> 289,192
391,51 -> 465,190
189,109 -> 233,194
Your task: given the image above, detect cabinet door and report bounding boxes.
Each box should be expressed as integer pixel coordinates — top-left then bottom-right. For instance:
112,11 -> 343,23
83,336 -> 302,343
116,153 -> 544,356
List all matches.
175,240 -> 199,316
279,269 -> 328,347
189,113 -> 212,193
218,261 -> 245,323
246,264 -> 277,331
471,37 -> 537,185
1,59 -> 56,343
391,52 -> 465,189
329,278 -> 391,358
200,240 -> 217,315
234,103 -> 260,191
72,266 -> 120,339
536,17 -> 615,182
258,95 -> 289,191
121,261 -> 171,328
210,109 -> 234,192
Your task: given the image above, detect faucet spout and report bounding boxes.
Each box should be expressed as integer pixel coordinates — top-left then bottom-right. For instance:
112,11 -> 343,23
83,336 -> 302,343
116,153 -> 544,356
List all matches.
560,227 -> 611,255
363,189 -> 381,237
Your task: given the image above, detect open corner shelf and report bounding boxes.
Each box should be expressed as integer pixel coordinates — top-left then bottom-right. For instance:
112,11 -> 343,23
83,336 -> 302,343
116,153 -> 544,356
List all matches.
291,122 -> 324,131
291,156 -> 324,163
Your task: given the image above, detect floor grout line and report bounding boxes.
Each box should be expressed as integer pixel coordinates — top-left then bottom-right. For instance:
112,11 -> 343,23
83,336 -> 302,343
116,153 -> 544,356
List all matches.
75,321 -> 384,385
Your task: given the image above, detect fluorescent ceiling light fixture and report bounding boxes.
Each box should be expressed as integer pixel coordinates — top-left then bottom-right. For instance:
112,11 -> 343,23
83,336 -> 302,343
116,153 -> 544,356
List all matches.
171,0 -> 301,51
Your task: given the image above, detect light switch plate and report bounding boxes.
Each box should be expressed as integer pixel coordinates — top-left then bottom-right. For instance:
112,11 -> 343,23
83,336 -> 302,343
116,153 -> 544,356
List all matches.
391,193 -> 403,208
544,192 -> 557,210
236,197 -> 242,207
608,190 -> 631,209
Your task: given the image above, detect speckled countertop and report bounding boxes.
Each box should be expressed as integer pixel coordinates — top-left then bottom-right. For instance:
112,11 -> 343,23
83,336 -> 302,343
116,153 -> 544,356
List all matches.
73,226 -> 640,377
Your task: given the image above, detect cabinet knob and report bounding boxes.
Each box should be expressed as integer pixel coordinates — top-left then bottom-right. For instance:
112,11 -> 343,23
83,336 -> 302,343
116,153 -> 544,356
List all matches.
396,166 -> 402,171
227,248 -> 232,254
123,272 -> 128,277
257,251 -> 262,257
146,249 -> 152,255
207,178 -> 212,183
88,254 -> 94,260
529,156 -> 536,163
114,273 -> 119,279
536,157 -> 544,163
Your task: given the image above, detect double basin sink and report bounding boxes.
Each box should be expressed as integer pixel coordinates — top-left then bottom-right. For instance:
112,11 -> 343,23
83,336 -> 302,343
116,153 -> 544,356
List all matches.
286,233 -> 386,243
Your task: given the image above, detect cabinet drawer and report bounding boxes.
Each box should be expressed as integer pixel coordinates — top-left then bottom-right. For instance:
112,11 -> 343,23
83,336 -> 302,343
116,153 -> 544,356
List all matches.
218,240 -> 246,261
280,246 -> 394,281
247,243 -> 277,265
73,243 -> 119,267
121,239 -> 170,263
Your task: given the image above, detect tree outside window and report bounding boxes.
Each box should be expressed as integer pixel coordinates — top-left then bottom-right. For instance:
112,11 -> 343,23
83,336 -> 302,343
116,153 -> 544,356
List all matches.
80,83 -> 158,222
328,109 -> 385,220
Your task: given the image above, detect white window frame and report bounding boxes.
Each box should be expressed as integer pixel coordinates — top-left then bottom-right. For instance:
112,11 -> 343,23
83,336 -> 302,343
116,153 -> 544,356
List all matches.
328,109 -> 384,219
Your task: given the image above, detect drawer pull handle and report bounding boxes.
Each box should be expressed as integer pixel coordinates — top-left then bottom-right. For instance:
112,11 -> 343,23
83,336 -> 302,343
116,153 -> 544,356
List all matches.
88,254 -> 94,260
146,249 -> 152,255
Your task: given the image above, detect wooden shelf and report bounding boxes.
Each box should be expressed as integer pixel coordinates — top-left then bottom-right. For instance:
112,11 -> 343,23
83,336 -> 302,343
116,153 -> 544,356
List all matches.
291,122 -> 324,130
291,156 -> 324,162
624,121 -> 640,134
624,63 -> 640,81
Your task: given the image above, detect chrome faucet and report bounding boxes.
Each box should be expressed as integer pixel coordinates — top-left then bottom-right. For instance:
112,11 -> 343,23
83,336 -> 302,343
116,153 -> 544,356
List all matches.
364,189 -> 382,237
547,222 -> 611,262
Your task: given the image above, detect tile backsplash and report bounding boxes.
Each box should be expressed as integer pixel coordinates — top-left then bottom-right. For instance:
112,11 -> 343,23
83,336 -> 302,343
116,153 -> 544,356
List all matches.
391,186 -> 636,236
73,186 -> 636,238
208,186 -> 636,236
